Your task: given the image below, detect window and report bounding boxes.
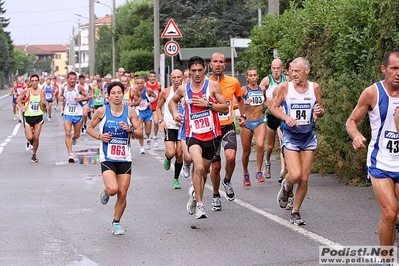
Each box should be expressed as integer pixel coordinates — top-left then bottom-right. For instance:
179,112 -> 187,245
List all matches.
55,66 -> 59,71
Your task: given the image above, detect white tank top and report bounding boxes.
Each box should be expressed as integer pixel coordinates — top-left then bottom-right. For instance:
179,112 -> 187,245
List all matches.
63,84 -> 83,116
367,81 -> 399,172
164,87 -> 178,130
282,81 -> 316,134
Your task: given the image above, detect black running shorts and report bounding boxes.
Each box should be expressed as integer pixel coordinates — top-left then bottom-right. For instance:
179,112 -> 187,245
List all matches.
212,123 -> 237,163
101,161 -> 132,175
186,137 -> 220,161
24,115 -> 44,127
164,129 -> 179,142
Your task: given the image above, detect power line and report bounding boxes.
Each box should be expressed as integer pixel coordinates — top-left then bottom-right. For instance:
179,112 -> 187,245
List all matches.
7,6 -> 88,14
8,20 -> 75,29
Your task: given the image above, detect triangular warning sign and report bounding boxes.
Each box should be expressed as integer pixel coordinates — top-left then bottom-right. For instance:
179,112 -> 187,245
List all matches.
161,19 -> 182,38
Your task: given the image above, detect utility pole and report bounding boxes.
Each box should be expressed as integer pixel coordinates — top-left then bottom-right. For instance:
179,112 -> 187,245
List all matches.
268,0 -> 279,15
89,0 -> 95,76
94,0 -> 115,77
70,27 -> 76,71
112,0 -> 116,77
76,19 -> 82,74
154,0 -> 160,79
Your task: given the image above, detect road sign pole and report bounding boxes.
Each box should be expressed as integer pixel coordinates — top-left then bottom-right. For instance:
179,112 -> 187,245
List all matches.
171,38 -> 174,71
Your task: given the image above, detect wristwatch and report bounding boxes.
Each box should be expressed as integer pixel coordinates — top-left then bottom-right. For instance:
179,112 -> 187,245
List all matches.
130,127 -> 135,133
207,101 -> 213,109
158,119 -> 163,124
241,114 -> 247,120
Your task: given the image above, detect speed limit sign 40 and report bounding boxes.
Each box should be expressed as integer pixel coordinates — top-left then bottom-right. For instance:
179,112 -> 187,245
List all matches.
164,40 -> 180,57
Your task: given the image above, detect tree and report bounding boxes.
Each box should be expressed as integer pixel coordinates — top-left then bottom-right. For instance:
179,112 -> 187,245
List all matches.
115,0 -> 154,72
0,28 -> 10,74
0,0 -> 12,83
159,0 -> 258,48
95,25 -> 113,75
0,1 -> 9,28
9,48 -> 35,75
118,49 -> 153,73
247,0 -> 399,180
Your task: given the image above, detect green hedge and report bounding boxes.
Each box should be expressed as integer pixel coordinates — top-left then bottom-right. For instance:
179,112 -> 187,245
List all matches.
246,0 -> 399,180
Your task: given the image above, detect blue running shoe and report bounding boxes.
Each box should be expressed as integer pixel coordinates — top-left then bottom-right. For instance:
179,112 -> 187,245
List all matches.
112,222 -> 125,235
99,189 -> 109,205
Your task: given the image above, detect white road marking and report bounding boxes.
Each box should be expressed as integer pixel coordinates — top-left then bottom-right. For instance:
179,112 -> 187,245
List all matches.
212,183 -> 344,248
0,93 -> 10,100
0,123 -> 21,156
149,147 -> 344,249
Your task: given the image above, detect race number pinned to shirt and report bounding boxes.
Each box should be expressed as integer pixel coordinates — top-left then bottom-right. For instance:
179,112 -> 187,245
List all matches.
30,101 -> 40,113
248,91 -> 264,106
107,137 -> 128,160
45,93 -> 52,100
190,110 -> 214,134
383,130 -> 399,158
218,100 -> 230,121
66,103 -> 78,115
138,99 -> 148,111
290,102 -> 311,125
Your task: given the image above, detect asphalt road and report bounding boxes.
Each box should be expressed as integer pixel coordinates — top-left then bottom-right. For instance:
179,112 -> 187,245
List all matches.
0,91 -> 390,266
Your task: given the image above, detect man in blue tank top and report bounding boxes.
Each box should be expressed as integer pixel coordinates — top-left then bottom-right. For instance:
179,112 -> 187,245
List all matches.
44,77 -> 54,121
346,50 -> 399,254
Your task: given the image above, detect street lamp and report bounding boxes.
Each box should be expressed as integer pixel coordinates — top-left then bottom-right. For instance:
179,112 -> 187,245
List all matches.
94,0 -> 115,77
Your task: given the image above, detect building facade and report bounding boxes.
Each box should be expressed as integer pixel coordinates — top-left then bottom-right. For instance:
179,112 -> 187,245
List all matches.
14,44 -> 69,76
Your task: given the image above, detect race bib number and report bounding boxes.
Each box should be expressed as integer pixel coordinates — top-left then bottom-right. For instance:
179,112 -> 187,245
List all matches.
138,100 -> 148,110
218,100 -> 230,121
67,103 -> 78,114
107,137 -> 128,160
96,96 -> 103,102
248,91 -> 264,106
290,102 -> 311,125
382,130 -> 399,160
190,110 -> 214,134
30,102 -> 40,113
45,93 -> 52,100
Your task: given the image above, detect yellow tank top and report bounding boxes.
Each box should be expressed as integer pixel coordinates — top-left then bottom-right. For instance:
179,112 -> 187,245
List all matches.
25,89 -> 43,117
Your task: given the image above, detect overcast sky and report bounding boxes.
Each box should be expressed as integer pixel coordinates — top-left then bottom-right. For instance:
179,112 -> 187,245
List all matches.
4,0 -> 127,45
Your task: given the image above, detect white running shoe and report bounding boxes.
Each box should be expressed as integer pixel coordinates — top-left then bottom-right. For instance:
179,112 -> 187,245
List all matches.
182,162 -> 191,178
195,202 -> 207,219
152,137 -> 158,148
72,138 -> 77,146
263,161 -> 271,179
140,147 -> 146,154
186,185 -> 196,215
146,139 -> 151,150
99,189 -> 109,205
25,141 -> 30,151
68,153 -> 75,163
285,196 -> 294,210
211,197 -> 222,211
